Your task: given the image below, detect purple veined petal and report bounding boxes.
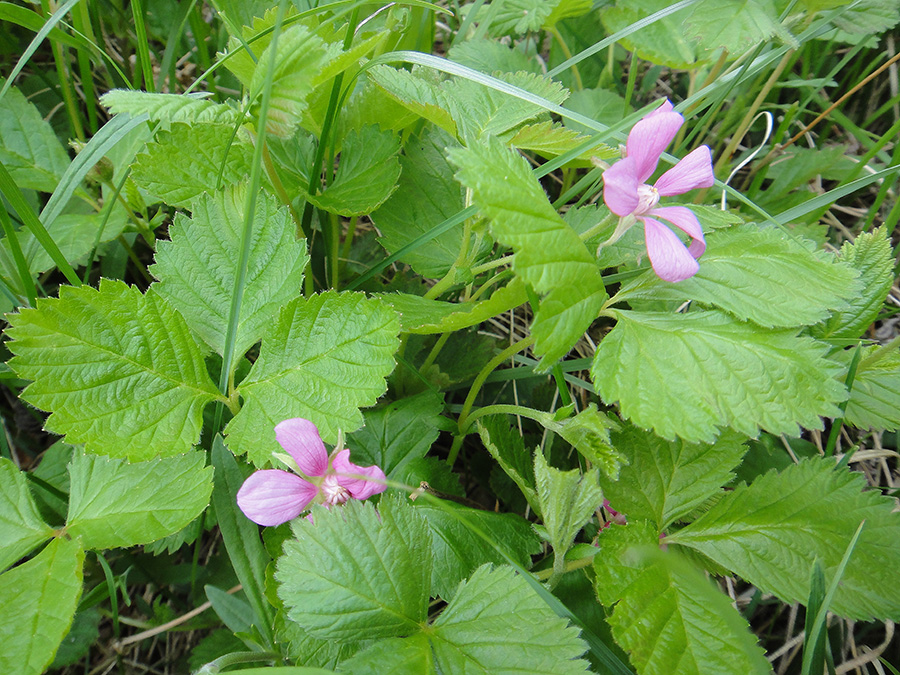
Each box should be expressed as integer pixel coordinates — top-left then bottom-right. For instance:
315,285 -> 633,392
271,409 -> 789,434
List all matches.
654,145 -> 714,196
648,206 -> 706,258
602,157 -> 641,216
275,418 -> 329,477
331,449 -> 387,501
642,217 -> 700,283
626,104 -> 684,183
236,469 -> 319,527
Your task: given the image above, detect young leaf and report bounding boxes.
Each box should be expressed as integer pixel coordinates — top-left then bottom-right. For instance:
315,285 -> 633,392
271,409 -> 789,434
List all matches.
840,347 -> 900,431
592,310 -> 847,443
812,227 -> 894,341
538,405 -> 625,479
100,90 -> 243,125
598,426 -> 748,531
307,126 -> 401,216
0,458 -> 54,571
225,291 -> 400,466
151,185 -> 308,358
477,415 -> 540,516
6,280 -> 222,460
0,537 -> 84,675
131,123 -> 254,208
594,521 -> 770,675
450,137 -> 606,367
615,227 -> 860,329
276,495 -> 431,641
668,457 -> 900,620
65,452 -> 213,549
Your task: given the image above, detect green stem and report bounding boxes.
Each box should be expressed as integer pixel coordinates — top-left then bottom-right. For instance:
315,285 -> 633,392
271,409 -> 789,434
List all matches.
419,332 -> 450,374
547,26 -> 583,90
131,0 -> 155,92
40,0 -> 84,140
329,211 -> 341,289
459,403 -> 548,435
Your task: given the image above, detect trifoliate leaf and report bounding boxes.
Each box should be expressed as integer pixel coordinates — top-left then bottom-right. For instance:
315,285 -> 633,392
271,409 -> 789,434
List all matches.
66,452 -> 213,549
413,501 -> 541,600
225,291 -> 400,466
594,522 -> 770,675
840,347 -> 900,431
592,310 -> 847,443
151,185 -> 308,358
0,80 -> 69,192
0,458 -> 54,571
307,126 -> 401,216
812,227 -> 893,340
598,425 -> 747,531
347,391 -> 445,478
277,495 -> 431,641
0,537 -> 84,675
668,457 -> 900,620
477,415 -> 540,516
131,123 -> 254,208
6,280 -> 222,460
100,90 -> 243,125
684,0 -> 795,56
450,137 -> 606,367
615,227 -> 860,329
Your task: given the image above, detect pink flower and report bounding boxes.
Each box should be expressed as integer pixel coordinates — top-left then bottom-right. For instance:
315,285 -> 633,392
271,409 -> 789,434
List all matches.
236,418 -> 387,527
602,100 -> 714,282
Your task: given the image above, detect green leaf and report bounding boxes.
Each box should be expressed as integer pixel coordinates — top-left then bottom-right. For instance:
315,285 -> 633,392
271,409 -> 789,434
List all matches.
812,227 -> 894,340
450,137 -> 606,367
600,0 -> 699,69
347,391 -> 445,478
448,38 -> 543,76
592,310 -> 847,443
225,291 -> 400,466
684,0 -> 793,56
413,502 -> 541,599
6,279 -> 222,460
0,80 -> 69,192
151,185 -> 308,358
307,126 -> 401,216
65,452 -> 213,549
0,458 -> 54,571
0,537 -> 84,675
615,226 -> 860,328
131,123 -> 254,208
479,0 -> 554,35
840,347 -> 900,431
505,121 -> 615,162
598,426 -> 747,531
372,126 -> 472,278
536,405 -> 625,479
544,0 -> 594,27
477,415 -> 540,516
535,451 -> 604,579
277,495 -> 431,641
100,90 -> 243,125
668,457 -> 900,620
594,522 -> 770,675
368,65 -> 457,135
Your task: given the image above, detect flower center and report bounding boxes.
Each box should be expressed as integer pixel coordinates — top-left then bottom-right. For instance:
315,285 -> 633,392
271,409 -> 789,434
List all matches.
321,475 -> 351,506
635,183 -> 659,215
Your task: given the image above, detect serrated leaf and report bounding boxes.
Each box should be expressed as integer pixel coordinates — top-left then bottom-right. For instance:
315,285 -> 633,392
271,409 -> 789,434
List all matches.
65,452 -> 213,549
668,457 -> 900,620
131,123 -> 254,208
541,405 -> 625,478
372,126 -> 475,278
276,495 -> 431,641
835,346 -> 900,431
615,227 -> 860,328
50,607 -> 100,669
225,291 -> 400,466
480,0 -> 553,35
151,185 -> 308,357
450,137 -> 606,367
274,606 -> 359,670
448,38 -> 543,76
0,80 -> 69,192
308,126 -> 401,216
347,391 -> 444,478
685,0 -> 792,55
477,416 -> 540,516
413,502 -> 541,599
100,90 -> 243,125
592,310 -> 847,443
600,0 -> 699,69
545,0 -> 593,27
812,227 -> 894,340
368,65 -> 457,135
6,280 -> 222,460
0,458 -> 54,571
505,121 -> 614,162
832,0 -> 900,34
598,426 -> 747,531
380,279 -> 526,334
594,522 -> 770,675
0,537 -> 84,675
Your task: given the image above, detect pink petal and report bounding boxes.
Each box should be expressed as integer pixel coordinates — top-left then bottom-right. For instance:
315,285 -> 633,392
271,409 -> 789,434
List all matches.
275,418 -> 329,477
236,470 -> 319,526
642,217 -> 700,283
602,157 -> 641,216
626,103 -> 684,183
654,146 -> 714,196
648,206 -> 706,258
331,449 -> 387,501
